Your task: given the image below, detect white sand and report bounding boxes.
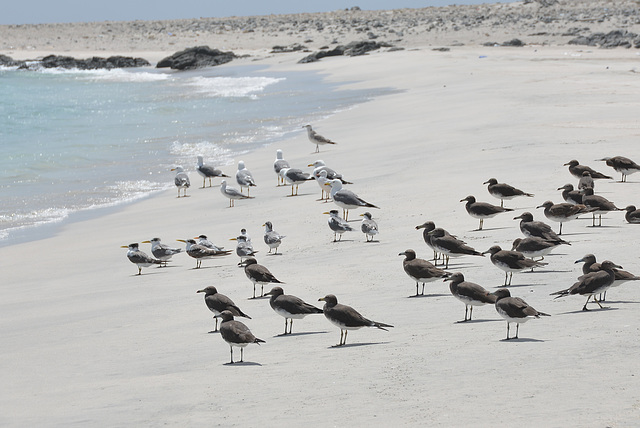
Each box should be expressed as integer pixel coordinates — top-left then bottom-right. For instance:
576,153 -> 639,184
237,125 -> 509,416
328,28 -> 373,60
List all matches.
2,5 -> 640,427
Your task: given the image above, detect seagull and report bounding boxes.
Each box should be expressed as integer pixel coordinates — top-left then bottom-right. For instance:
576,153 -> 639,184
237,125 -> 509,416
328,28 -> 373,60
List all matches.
624,205 -> 640,224
265,287 -> 323,335
578,171 -> 595,191
511,237 -> 568,261
513,212 -> 569,244
308,160 -> 352,184
415,221 -> 440,262
263,221 -> 285,254
230,234 -> 258,261
195,234 -> 224,251
581,187 -> 622,227
445,272 -> 497,322
536,200 -> 595,235
575,254 -> 639,301
399,249 -> 449,296
460,195 -> 513,230
493,289 -> 549,340
121,243 -> 163,275
141,237 -> 182,265
239,257 -> 284,299
196,155 -> 229,188
314,170 -> 331,201
564,159 -> 612,180
360,212 -> 379,242
427,228 -> 483,269
303,124 -> 337,153
557,184 -> 583,205
325,179 -> 379,221
220,180 -> 253,207
214,310 -> 265,364
280,167 -> 314,196
196,286 -> 251,332
318,294 -> 393,346
177,239 -> 232,268
171,166 -> 190,197
482,245 -> 547,286
598,155 -> 640,182
483,178 -> 533,207
235,160 -> 256,196
273,149 -> 290,186
324,210 -> 354,242
551,260 -> 622,310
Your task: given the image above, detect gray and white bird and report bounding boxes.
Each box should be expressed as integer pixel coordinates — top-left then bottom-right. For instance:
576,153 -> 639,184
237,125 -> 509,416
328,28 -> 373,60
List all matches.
360,212 -> 379,242
581,187 -> 622,227
513,212 -> 569,244
551,260 -> 622,310
557,183 -> 583,205
121,243 -> 163,275
230,234 -> 258,261
399,249 -> 449,296
280,167 -> 314,196
493,289 -> 549,340
141,237 -> 182,265
624,205 -> 640,224
263,221 -> 285,254
482,245 -> 547,286
214,310 -> 265,364
235,160 -> 257,196
196,155 -> 229,188
171,165 -> 190,198
308,160 -> 352,184
220,180 -> 253,207
483,178 -> 533,207
324,209 -> 354,242
564,159 -> 612,180
460,195 -> 513,230
578,171 -> 595,191
427,228 -> 484,269
196,286 -> 251,332
194,234 -> 224,251
265,287 -> 323,335
239,257 -> 284,299
303,124 -> 337,153
511,237 -> 568,261
273,149 -> 290,186
537,200 -> 594,235
445,272 -> 497,322
314,170 -> 331,201
598,155 -> 640,182
318,294 -> 393,346
325,179 -> 379,221
177,239 -> 232,268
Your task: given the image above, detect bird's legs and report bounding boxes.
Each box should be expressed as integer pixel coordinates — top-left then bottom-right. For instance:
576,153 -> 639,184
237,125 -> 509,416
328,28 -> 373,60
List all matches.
478,219 -> 484,230
558,222 -> 563,235
240,348 -> 244,363
137,267 -> 142,275
505,322 -> 511,340
229,346 -> 234,364
514,323 -> 519,339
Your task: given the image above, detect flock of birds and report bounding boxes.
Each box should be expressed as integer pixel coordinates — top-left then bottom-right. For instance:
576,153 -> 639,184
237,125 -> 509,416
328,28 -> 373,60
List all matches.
122,124 -> 640,362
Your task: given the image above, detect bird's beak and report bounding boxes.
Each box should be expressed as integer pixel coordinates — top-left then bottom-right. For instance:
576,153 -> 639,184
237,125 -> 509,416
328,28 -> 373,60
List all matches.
535,204 -> 544,209
176,239 -> 186,243
322,211 -> 330,215
196,289 -> 204,294
563,162 -> 570,166
574,258 -> 584,264
324,182 -> 331,186
459,198 -> 466,202
513,214 -> 522,220
482,180 -> 490,185
262,223 -> 266,227
307,163 -> 314,167
141,240 -> 151,244
398,252 -> 406,256
171,168 -> 176,171
481,250 -> 490,255
229,238 -> 237,241
318,297 -> 325,302
120,245 -> 129,248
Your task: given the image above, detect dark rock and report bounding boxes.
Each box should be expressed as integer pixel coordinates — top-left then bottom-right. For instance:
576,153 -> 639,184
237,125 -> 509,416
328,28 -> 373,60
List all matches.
270,43 -> 307,53
17,55 -> 149,70
432,47 -> 450,52
298,41 -> 391,63
0,54 -> 21,67
569,30 -> 640,49
501,38 -> 524,47
156,46 -> 235,70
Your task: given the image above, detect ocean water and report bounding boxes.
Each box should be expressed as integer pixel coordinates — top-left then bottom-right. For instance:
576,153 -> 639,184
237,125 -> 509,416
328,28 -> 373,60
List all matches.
0,63 -> 388,246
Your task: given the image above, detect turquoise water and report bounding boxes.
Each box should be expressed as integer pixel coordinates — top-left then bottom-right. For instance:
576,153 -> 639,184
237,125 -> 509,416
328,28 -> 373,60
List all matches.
0,63 -> 386,245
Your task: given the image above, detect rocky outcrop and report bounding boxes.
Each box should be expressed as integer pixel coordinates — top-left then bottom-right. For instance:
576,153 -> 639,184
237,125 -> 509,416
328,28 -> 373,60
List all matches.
0,54 -> 20,67
298,41 -> 392,63
569,30 -> 640,48
3,54 -> 149,70
156,46 -> 235,70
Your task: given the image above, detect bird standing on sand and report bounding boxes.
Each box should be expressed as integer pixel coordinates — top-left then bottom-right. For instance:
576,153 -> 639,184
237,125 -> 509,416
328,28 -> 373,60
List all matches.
171,166 -> 190,197
551,260 -> 622,310
578,171 -> 595,191
581,187 -> 622,227
273,149 -> 290,186
325,210 -> 354,242
308,160 -> 352,184
195,234 -> 224,251
483,178 -> 533,207
557,184 -> 583,205
141,237 -> 182,265
493,289 -> 549,340
196,155 -> 228,188
482,245 -> 547,286
575,254 -> 639,301
624,205 -> 640,224
445,272 -> 496,322
427,228 -> 483,269
280,167 -> 314,196
513,212 -> 569,244
239,257 -> 284,299
399,249 -> 449,296
564,159 -> 612,180
325,179 -> 379,221
231,234 -> 258,261
121,243 -> 163,275
220,180 -> 253,207
318,294 -> 393,346
235,160 -> 257,196
415,221 -> 440,263
360,212 -> 379,242
511,237 -> 567,261
460,195 -> 513,230
537,200 -> 594,235
304,124 -> 337,153
598,155 -> 640,182
196,286 -> 251,332
265,287 -> 323,335
177,239 -> 232,268
215,310 -> 265,364
263,221 -> 285,254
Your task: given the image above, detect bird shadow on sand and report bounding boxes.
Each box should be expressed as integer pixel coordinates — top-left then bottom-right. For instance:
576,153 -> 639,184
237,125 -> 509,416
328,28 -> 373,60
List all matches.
329,341 -> 391,349
273,331 -> 329,338
586,225 -> 624,230
207,330 -> 221,334
285,192 -> 312,198
364,240 -> 380,244
470,226 -> 512,232
331,239 -> 356,243
495,283 -> 540,288
266,253 -> 284,256
558,306 -> 619,315
499,337 -> 546,343
407,293 -> 449,299
188,265 -> 224,270
455,318 -> 500,324
223,361 -> 262,367
129,271 -> 164,277
247,295 -> 270,301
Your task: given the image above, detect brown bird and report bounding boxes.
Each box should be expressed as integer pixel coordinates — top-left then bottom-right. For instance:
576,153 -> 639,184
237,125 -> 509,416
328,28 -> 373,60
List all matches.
214,311 -> 265,364
265,287 -> 323,335
624,205 -> 640,224
177,239 -> 232,268
483,178 -> 533,207
598,155 -> 640,182
564,159 -> 612,180
239,257 -> 284,299
482,245 -> 547,286
536,201 -> 595,235
460,195 -> 513,230
399,249 -> 449,296
551,260 -> 622,310
197,286 -> 251,332
493,289 -> 549,340
581,187 -> 622,227
445,272 -> 496,322
427,228 -> 484,269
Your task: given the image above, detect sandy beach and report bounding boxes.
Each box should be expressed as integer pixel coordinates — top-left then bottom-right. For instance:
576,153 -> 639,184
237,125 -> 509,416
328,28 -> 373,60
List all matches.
2,1 -> 640,426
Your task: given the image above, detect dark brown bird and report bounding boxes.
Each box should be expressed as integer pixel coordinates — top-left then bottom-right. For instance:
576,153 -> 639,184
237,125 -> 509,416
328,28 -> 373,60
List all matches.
265,287 -> 323,335
581,187 -> 622,227
399,249 -> 449,296
197,286 -> 251,332
460,195 -> 514,230
511,237 -> 568,261
536,201 -> 595,235
493,289 -> 549,340
575,254 -> 639,301
624,205 -> 640,224
427,228 -> 483,269
564,159 -> 612,180
239,257 -> 284,299
483,178 -> 533,207
551,260 -> 622,311
513,212 -> 569,244
598,156 -> 640,182
557,184 -> 583,205
215,310 -> 265,364
482,245 -> 547,286
445,272 -> 496,322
